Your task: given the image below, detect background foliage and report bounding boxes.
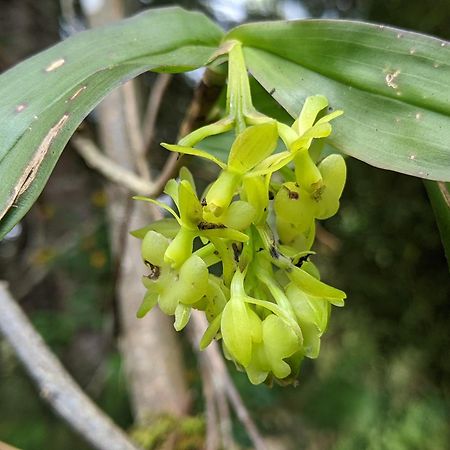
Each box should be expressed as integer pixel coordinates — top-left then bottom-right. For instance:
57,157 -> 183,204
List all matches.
0,0 -> 449,449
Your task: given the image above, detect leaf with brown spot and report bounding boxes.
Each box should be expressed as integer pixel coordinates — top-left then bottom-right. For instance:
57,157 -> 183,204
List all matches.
0,7 -> 223,239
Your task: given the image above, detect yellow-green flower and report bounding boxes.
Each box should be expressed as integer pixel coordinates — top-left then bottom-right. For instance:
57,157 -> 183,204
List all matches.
135,168 -> 249,268
138,230 -> 209,331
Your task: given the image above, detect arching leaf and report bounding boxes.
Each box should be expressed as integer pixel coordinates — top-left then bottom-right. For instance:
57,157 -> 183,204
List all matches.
0,7 -> 223,239
227,20 -> 450,181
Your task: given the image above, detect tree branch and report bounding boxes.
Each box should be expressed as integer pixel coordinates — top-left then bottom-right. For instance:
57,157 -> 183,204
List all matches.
73,135 -> 156,195
142,73 -> 172,153
0,441 -> 21,450
122,80 -> 152,182
83,0 -> 191,422
0,282 -> 141,450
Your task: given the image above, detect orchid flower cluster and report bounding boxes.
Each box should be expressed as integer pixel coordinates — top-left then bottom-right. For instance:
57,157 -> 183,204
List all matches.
133,42 -> 347,385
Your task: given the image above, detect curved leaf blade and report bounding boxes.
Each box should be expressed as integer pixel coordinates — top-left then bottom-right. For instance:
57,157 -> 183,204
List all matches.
424,181 -> 450,269
0,7 -> 223,239
227,20 -> 450,181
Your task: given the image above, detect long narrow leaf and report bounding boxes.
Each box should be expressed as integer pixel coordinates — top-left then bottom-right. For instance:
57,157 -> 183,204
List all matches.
424,181 -> 450,270
226,20 -> 450,181
0,7 -> 223,239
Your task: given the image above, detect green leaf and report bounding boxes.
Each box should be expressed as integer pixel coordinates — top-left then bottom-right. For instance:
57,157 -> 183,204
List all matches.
226,20 -> 450,181
0,7 -> 223,239
424,181 -> 450,270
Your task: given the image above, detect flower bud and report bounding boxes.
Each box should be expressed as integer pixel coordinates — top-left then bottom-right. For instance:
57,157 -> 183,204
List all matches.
286,283 -> 330,358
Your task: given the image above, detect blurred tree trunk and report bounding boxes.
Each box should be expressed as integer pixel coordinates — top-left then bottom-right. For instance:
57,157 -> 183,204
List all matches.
0,0 -> 59,68
84,0 -> 190,422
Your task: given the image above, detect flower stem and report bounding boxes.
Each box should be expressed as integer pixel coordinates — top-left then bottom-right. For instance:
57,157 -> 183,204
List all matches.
226,41 -> 255,133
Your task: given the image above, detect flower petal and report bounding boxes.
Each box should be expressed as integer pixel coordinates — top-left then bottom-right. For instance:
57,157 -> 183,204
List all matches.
228,122 -> 278,173
249,151 -> 294,177
136,291 -> 159,318
221,298 -> 253,367
288,266 -> 346,305
161,143 -> 227,169
178,180 -> 203,225
201,227 -> 249,242
293,95 -> 328,135
141,230 -> 170,267
133,196 -> 181,224
200,313 -> 222,350
164,178 -> 179,208
174,303 -> 192,331
130,218 -> 180,240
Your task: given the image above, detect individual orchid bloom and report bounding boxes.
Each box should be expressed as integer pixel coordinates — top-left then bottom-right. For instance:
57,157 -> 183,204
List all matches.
313,153 -> 347,219
285,283 -> 331,359
221,268 -> 304,384
162,122 -> 280,218
250,236 -> 345,308
274,154 -> 347,251
220,269 -> 262,366
273,95 -> 344,192
135,169 -> 248,268
137,230 -> 209,330
245,314 -> 302,384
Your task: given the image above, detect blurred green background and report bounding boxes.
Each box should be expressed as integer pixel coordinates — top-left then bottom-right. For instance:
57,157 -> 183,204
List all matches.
0,0 -> 449,449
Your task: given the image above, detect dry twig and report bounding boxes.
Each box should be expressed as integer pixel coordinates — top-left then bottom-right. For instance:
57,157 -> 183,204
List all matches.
142,73 -> 172,152
0,441 -> 22,450
0,282 -> 141,450
123,81 -> 152,182
73,136 -> 155,195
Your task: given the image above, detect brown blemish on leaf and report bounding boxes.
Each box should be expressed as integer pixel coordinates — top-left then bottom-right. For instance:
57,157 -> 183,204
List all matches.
45,58 -> 66,72
0,114 -> 70,220
15,103 -> 27,113
68,86 -> 87,101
